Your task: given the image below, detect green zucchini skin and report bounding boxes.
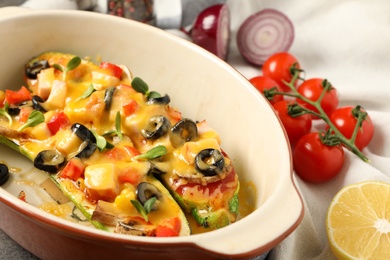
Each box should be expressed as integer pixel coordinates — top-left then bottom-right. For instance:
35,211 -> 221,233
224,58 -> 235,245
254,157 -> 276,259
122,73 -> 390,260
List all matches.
0,136 -> 32,161
0,135 -> 109,231
157,175 -> 240,230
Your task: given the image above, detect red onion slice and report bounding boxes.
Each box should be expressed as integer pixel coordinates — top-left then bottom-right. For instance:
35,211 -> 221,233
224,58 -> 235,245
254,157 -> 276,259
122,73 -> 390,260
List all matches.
237,9 -> 294,66
191,4 -> 230,60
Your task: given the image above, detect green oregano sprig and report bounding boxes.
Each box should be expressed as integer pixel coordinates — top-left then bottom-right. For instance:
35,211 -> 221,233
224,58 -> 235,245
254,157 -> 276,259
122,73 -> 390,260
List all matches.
130,197 -> 157,222
91,129 -> 114,151
0,103 -> 12,126
18,110 -> 45,132
103,111 -> 123,140
53,56 -> 81,81
134,145 -> 167,161
131,77 -> 161,99
76,84 -> 95,102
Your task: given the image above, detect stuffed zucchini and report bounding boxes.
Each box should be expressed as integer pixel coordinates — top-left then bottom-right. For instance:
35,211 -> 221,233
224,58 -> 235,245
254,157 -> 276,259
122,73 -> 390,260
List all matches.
0,52 -> 239,235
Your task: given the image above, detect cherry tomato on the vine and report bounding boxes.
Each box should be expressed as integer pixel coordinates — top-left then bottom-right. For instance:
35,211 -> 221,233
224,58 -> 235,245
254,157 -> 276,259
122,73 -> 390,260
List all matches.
262,52 -> 300,92
273,100 -> 312,147
329,106 -> 374,150
293,132 -> 345,183
296,78 -> 339,119
249,76 -> 284,105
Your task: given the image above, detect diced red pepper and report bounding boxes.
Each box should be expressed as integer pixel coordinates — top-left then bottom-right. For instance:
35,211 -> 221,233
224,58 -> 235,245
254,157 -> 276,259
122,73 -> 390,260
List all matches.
59,157 -> 85,181
5,86 -> 32,105
156,217 -> 181,237
46,111 -> 71,135
104,147 -> 127,161
19,106 -> 33,123
123,145 -> 141,157
100,62 -> 123,78
118,168 -> 140,185
122,100 -> 138,116
166,106 -> 182,123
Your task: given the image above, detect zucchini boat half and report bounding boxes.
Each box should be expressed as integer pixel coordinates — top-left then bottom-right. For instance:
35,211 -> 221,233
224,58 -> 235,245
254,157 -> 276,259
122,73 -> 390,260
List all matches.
0,52 -> 239,235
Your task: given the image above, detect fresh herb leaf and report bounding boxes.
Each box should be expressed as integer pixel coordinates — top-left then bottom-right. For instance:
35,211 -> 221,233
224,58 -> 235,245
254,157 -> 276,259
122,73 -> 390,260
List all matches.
91,129 -> 113,151
18,110 -> 45,131
103,111 -> 122,140
0,103 -> 12,126
130,197 -> 157,222
131,77 -> 162,99
76,84 -> 95,101
52,63 -> 63,72
134,145 -> 167,160
144,197 -> 157,214
115,111 -> 122,140
54,56 -> 82,81
67,56 -> 81,71
131,77 -> 149,94
148,91 -> 161,99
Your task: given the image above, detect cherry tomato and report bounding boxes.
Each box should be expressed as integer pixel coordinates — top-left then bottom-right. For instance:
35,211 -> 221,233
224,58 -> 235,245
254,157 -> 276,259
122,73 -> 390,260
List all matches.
273,100 -> 312,147
249,76 -> 284,104
293,132 -> 345,183
296,78 -> 339,119
262,52 -> 300,92
329,106 -> 374,150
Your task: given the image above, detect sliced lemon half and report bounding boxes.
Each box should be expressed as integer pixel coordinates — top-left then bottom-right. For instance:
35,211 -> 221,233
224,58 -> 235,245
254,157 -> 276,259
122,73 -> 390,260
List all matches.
326,181 -> 390,260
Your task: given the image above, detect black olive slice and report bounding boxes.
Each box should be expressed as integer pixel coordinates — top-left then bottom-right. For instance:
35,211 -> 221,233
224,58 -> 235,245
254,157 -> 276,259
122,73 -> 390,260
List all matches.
25,60 -> 50,79
104,87 -> 116,111
170,118 -> 198,147
0,163 -> 10,185
136,182 -> 162,211
32,95 -> 47,112
76,143 -> 97,159
147,162 -> 166,175
71,123 -> 97,158
7,107 -> 21,116
34,150 -> 66,173
71,123 -> 96,143
147,94 -> 170,105
141,115 -> 170,139
195,149 -> 225,176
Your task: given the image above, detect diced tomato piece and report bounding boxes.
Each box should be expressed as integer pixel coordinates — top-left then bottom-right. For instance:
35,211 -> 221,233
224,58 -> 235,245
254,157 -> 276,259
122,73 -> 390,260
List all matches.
100,62 -> 123,78
156,217 -> 181,237
46,111 -> 71,135
105,147 -> 127,160
118,168 -> 140,185
5,86 -> 32,105
19,106 -> 33,123
122,100 -> 138,116
59,157 -> 85,181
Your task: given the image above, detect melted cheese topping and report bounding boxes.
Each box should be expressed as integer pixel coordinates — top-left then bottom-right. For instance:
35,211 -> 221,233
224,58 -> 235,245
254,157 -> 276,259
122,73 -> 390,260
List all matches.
0,52 -> 239,234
